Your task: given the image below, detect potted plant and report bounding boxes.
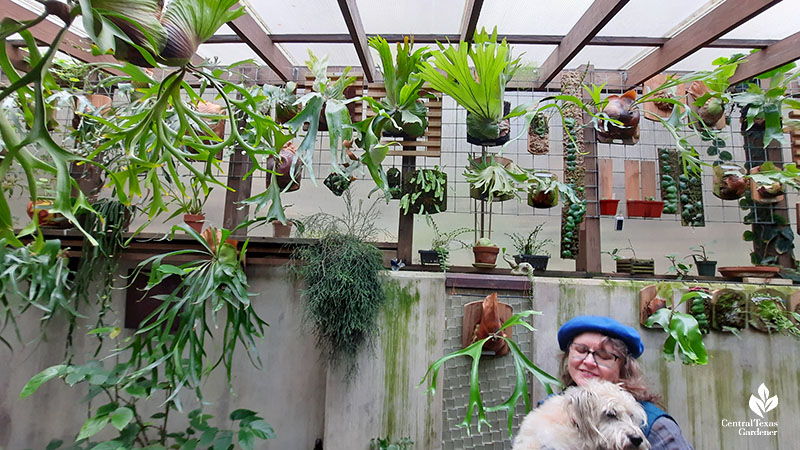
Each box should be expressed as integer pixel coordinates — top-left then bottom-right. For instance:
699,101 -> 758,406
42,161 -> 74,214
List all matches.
665,254 -> 692,279
748,290 -> 800,337
369,36 -> 431,138
464,154 -> 525,202
473,237 -> 500,267
644,196 -> 664,218
419,215 -> 470,271
599,198 -> 620,215
712,163 -> 748,200
604,240 -> 654,275
507,223 -> 552,271
527,111 -> 549,154
386,167 -> 403,199
527,172 -> 560,209
626,199 -> 648,218
370,437 -> 414,450
26,176 -> 70,228
166,177 -> 210,233
711,289 -> 747,332
260,82 -> 299,124
749,163 -> 785,203
265,141 -> 303,192
399,166 -> 447,215
689,245 -> 717,276
594,90 -> 641,144
419,27 -> 520,146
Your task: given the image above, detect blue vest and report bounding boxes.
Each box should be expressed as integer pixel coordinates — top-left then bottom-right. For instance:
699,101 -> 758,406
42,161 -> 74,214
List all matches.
639,401 -> 674,437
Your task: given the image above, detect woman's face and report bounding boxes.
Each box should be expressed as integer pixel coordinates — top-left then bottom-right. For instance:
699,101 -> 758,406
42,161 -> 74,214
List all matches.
567,331 -> 623,386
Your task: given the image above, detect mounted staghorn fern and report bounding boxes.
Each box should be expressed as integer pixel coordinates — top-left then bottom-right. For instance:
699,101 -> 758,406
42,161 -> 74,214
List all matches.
419,310 -> 562,436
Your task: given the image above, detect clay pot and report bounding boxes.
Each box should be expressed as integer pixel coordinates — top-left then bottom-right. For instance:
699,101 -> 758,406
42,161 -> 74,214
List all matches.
265,142 -> 303,192
712,164 -> 748,200
183,213 -> 205,233
473,245 -> 499,265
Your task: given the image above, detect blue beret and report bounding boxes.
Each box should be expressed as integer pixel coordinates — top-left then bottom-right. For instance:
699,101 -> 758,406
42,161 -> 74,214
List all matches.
558,315 -> 644,358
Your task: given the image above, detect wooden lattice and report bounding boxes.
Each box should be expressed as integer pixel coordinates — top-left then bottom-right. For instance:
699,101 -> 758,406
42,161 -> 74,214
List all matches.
364,83 -> 442,157
789,111 -> 800,165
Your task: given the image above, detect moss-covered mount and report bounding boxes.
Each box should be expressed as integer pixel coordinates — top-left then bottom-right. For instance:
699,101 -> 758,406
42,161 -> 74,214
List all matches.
559,71 -> 587,260
659,148 -> 704,226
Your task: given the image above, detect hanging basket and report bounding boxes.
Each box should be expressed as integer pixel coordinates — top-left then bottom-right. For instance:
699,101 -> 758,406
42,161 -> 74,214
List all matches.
402,169 -> 447,214
466,101 -> 511,147
527,172 -> 559,208
527,112 -> 550,154
266,142 -> 303,192
712,164 -> 748,200
468,154 -> 515,202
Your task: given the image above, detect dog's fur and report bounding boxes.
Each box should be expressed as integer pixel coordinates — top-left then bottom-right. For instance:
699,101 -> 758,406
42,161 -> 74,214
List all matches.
512,380 -> 650,450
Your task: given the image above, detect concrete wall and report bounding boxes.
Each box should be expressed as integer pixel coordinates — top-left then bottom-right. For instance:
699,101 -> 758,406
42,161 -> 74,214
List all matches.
2,270 -> 799,450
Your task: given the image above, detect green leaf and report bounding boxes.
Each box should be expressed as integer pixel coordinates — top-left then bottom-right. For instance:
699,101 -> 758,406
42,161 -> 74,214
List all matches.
91,441 -> 125,450
238,429 -> 255,450
111,407 -> 134,431
77,415 -> 111,441
20,365 -> 66,398
213,431 -> 233,450
125,385 -> 147,398
230,409 -> 257,421
248,420 -> 276,439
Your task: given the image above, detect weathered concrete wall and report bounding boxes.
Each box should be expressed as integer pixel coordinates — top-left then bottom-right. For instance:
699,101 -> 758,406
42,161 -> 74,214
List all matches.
2,271 -> 799,450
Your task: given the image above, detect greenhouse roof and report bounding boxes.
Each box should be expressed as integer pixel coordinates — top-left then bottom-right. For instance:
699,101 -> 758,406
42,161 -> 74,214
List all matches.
6,0 -> 800,86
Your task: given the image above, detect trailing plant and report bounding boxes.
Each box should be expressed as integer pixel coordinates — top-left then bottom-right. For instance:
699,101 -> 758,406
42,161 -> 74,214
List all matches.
420,310 -> 562,436
293,192 -> 387,379
419,27 -> 520,142
530,112 -> 548,137
506,223 -> 552,256
603,240 -> 638,261
688,289 -> 711,334
644,289 -> 709,365
425,214 -> 470,272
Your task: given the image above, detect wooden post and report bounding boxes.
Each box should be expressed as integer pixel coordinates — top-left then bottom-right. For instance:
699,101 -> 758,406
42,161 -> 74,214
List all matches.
223,114 -> 253,234
397,139 -> 416,264
577,109 -> 602,272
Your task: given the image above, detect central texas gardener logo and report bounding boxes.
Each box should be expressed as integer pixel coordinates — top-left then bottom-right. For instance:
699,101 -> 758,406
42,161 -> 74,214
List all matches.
749,383 -> 778,418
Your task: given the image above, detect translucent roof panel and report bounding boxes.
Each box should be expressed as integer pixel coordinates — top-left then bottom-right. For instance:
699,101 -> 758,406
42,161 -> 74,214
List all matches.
477,0 -> 593,35
508,44 -> 557,68
666,47 -> 754,72
567,46 -> 653,71
279,44 -> 361,67
196,43 -> 264,66
246,0 -> 349,34
598,0 -> 724,38
357,0 -> 465,35
718,0 -> 800,40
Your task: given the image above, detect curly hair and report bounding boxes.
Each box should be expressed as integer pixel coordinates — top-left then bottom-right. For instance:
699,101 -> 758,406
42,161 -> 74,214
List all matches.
558,335 -> 662,406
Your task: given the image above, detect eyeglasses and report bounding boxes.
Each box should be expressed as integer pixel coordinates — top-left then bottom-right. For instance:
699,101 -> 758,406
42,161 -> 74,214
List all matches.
569,343 -> 620,369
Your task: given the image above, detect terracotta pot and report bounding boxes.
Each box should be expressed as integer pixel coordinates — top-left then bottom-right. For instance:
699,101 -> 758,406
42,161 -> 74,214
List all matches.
472,245 -> 499,265
626,200 -> 648,217
599,199 -> 620,215
183,213 -> 205,233
712,164 -> 748,200
266,142 -> 303,192
272,220 -> 293,238
26,200 -> 70,228
644,200 -> 664,218
70,162 -> 104,200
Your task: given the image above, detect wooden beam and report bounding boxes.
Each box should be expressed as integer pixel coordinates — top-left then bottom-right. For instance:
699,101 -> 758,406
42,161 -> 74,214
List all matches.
228,8 -> 292,82
459,0 -> 484,43
729,31 -> 800,84
336,0 -> 375,82
205,32 -> 779,49
536,0 -> 630,88
625,0 -> 783,88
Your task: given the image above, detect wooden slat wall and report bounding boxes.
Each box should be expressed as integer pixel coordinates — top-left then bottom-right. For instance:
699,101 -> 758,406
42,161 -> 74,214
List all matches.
365,84 -> 442,157
624,160 -> 641,200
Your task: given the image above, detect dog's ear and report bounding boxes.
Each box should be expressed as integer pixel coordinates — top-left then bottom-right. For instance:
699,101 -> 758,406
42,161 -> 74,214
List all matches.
566,387 -> 605,443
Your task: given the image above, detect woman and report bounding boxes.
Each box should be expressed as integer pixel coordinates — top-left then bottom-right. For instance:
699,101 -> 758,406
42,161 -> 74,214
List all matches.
557,315 -> 694,450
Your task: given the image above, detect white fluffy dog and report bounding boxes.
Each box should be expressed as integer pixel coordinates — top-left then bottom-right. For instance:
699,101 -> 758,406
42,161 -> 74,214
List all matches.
512,380 -> 650,450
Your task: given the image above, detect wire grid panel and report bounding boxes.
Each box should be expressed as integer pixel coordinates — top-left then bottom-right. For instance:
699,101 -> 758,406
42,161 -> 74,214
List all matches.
442,292 -> 535,450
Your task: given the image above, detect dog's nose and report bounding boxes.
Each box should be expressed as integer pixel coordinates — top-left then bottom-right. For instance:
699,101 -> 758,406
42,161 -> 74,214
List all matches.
629,435 -> 644,447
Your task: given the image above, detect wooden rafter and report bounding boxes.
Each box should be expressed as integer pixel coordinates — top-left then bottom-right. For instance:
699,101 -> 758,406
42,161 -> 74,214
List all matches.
336,0 -> 375,82
536,0 -> 630,88
228,7 -> 293,82
459,0 -> 484,43
729,31 -> 800,84
205,33 -> 779,49
625,0 -> 783,88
